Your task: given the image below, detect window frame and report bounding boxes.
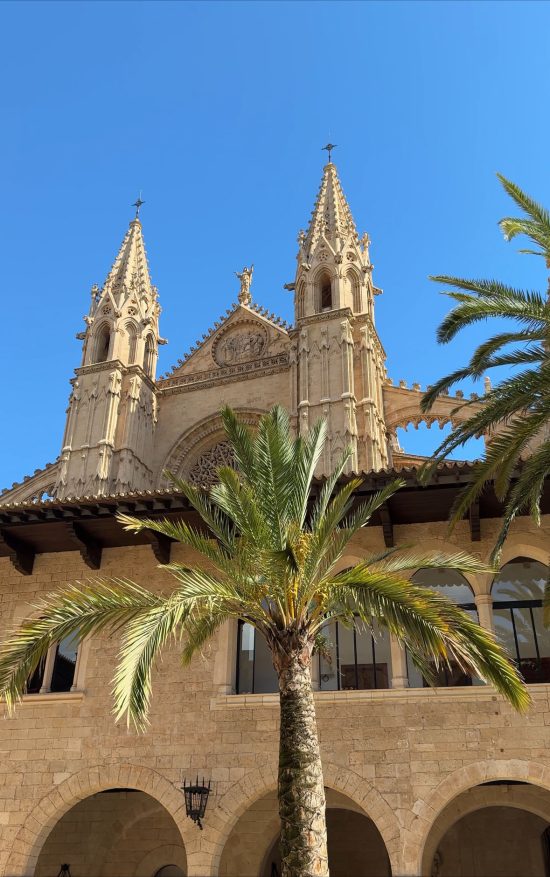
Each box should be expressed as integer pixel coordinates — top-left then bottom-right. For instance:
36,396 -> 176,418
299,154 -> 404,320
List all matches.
26,636 -> 85,695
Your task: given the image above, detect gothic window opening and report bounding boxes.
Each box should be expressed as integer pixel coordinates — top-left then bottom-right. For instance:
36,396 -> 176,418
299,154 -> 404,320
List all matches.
296,281 -> 305,319
94,325 -> 111,363
319,273 -> 332,312
127,324 -> 138,365
348,271 -> 362,312
143,335 -> 155,377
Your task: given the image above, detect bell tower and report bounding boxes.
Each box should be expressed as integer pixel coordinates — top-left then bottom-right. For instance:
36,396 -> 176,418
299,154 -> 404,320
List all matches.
55,206 -> 164,499
291,156 -> 390,473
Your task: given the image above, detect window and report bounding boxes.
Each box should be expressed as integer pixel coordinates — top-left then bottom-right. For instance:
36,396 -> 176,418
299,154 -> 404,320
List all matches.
94,325 -> 111,363
492,558 -> 550,684
143,335 -> 155,377
348,271 -> 362,312
408,568 -> 478,688
237,623 -> 278,693
318,619 -> 391,690
127,323 -> 138,364
319,273 -> 332,311
26,634 -> 79,694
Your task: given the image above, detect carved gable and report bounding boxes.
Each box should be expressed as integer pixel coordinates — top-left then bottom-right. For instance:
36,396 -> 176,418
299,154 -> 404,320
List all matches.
165,305 -> 290,380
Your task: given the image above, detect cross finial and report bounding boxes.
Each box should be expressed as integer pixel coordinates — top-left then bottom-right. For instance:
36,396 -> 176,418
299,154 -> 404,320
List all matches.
322,143 -> 337,163
132,192 -> 145,218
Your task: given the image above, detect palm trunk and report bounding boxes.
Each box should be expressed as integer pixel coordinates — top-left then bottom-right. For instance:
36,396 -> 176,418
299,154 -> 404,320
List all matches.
276,642 -> 329,877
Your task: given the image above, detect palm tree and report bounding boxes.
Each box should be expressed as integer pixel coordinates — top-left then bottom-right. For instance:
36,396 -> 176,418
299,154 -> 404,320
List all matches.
0,406 -> 529,877
421,174 -> 550,560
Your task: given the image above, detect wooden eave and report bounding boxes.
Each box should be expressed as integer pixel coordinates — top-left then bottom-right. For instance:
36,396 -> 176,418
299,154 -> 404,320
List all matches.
0,464 -> 547,574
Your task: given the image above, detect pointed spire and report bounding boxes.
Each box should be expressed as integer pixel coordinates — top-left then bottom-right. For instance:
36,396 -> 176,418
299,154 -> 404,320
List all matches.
304,162 -> 359,253
101,216 -> 154,303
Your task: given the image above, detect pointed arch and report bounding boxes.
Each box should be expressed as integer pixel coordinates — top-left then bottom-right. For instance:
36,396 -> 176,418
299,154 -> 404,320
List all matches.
143,334 -> 156,377
318,270 -> 333,312
347,268 -> 362,313
92,322 -> 111,364
296,280 -> 306,320
126,321 -> 139,365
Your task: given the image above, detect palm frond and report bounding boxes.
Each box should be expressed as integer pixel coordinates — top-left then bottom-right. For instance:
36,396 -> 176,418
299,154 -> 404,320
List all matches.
0,580 -> 160,710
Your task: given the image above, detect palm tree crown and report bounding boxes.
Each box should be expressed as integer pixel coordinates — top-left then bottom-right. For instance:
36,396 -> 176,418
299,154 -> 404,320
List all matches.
421,174 -> 550,559
0,405 -> 528,718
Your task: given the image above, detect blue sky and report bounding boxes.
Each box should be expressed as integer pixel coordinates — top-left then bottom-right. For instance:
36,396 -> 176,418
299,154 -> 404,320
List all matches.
1,0 -> 549,491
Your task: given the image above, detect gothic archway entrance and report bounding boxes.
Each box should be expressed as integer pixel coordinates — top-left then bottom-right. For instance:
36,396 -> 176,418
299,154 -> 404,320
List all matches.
218,788 -> 391,877
34,789 -> 187,877
422,782 -> 550,877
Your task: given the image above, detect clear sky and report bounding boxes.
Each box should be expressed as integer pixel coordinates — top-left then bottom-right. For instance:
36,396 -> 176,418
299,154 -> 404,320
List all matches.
1,0 -> 549,492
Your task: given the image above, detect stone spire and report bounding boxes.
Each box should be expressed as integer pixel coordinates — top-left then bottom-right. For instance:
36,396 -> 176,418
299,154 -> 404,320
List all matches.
303,161 -> 360,255
98,217 -> 155,311
55,210 -> 162,500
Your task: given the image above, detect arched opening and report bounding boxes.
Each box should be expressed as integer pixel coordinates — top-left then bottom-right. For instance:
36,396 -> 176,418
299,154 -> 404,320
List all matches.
93,324 -> 111,364
421,782 -> 550,876
126,322 -> 138,364
296,280 -> 306,320
318,272 -> 332,312
143,334 -> 155,377
408,569 -> 478,688
348,270 -> 362,313
492,558 -> 550,683
219,788 -> 391,877
155,868 -> 185,877
34,789 -> 187,877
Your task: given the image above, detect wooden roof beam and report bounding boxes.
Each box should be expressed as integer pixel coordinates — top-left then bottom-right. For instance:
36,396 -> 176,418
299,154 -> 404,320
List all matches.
379,503 -> 394,548
0,530 -> 35,575
67,522 -> 102,569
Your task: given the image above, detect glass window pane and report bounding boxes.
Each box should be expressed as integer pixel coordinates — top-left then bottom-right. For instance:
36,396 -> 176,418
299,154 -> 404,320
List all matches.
319,621 -> 338,691
492,559 -> 548,602
513,606 -> 537,661
338,624 -> 356,690
354,621 -> 374,690
493,608 -> 517,660
411,568 -> 474,604
50,635 -> 78,692
27,657 -> 46,694
406,649 -> 424,689
237,623 -> 254,693
533,607 -> 550,682
371,622 -> 391,690
253,631 -> 278,694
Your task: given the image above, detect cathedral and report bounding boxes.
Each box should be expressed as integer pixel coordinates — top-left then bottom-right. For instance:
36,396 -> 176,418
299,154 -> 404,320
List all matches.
1,160 -> 550,877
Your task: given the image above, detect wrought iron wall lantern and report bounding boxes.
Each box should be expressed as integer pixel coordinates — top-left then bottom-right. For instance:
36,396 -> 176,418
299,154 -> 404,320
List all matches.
181,777 -> 211,829
57,866 -> 71,877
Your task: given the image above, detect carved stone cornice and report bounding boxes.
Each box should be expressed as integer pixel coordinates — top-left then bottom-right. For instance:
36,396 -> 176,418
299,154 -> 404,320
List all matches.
157,353 -> 289,396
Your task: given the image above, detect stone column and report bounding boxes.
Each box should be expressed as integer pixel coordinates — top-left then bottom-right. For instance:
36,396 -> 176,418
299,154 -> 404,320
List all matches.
390,636 -> 409,688
475,593 -> 495,634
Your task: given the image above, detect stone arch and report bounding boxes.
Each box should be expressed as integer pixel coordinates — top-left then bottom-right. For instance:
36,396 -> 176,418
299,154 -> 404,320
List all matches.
420,781 -> 550,875
160,409 -> 265,486
404,758 -> 550,875
125,319 -> 139,364
209,762 -> 401,876
498,538 -> 550,569
346,267 -> 362,312
4,763 -> 190,877
90,321 -> 111,364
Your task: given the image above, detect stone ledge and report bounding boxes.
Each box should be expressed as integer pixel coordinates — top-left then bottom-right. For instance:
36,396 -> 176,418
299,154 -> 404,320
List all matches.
213,683 -> 550,709
0,690 -> 85,706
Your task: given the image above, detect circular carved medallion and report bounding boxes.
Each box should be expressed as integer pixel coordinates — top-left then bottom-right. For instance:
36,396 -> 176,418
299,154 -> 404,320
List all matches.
212,323 -> 268,367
